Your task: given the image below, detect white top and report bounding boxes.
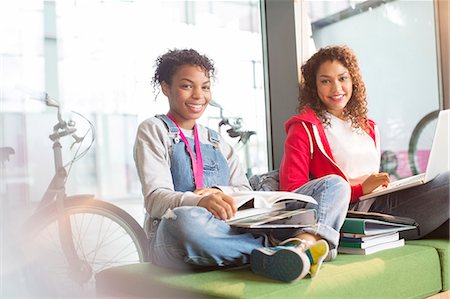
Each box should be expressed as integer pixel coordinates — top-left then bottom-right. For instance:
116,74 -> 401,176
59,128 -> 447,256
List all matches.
324,113 -> 380,186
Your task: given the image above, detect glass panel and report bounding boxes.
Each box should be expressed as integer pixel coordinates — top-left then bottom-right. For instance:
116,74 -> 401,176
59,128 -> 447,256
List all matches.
302,0 -> 441,179
1,0 -> 267,204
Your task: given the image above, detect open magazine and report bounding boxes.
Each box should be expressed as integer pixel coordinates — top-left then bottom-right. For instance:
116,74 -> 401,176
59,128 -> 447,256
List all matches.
225,191 -> 317,229
227,208 -> 316,228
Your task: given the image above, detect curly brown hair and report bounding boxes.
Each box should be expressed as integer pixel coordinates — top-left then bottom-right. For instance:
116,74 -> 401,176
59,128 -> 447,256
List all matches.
298,45 -> 369,131
151,48 -> 215,89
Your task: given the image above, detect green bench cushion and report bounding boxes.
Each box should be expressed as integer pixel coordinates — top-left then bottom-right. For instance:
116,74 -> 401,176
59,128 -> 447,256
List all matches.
96,244 -> 441,299
406,239 -> 449,291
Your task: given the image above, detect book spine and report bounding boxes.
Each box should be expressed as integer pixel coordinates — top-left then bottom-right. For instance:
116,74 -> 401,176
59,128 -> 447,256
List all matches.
339,241 -> 364,248
341,218 -> 365,234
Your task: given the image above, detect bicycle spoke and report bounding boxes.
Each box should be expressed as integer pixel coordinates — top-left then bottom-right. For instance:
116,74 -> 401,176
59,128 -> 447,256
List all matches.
22,199 -> 148,297
70,212 -> 141,270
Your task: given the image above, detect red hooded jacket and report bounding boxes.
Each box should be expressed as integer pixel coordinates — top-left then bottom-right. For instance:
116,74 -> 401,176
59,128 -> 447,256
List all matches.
279,107 -> 379,203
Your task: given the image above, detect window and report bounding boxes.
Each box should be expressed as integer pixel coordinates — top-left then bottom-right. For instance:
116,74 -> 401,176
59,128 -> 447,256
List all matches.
302,0 -> 442,178
0,0 -> 267,203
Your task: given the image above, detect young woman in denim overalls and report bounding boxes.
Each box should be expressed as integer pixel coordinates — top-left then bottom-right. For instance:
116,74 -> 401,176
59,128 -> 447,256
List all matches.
133,49 -> 351,282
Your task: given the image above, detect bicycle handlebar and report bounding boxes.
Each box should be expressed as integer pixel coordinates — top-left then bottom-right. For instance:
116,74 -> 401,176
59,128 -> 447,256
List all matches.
43,93 -> 95,169
45,93 -> 80,143
49,128 -> 77,142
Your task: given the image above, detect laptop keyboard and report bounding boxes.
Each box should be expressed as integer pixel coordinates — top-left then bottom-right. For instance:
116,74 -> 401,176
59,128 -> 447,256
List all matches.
389,173 -> 426,188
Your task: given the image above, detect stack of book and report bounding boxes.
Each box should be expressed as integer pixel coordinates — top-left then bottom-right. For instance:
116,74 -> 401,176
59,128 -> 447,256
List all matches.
338,218 -> 416,255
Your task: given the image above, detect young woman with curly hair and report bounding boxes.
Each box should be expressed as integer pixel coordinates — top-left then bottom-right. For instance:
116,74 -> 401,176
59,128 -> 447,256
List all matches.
134,48 -> 352,282
280,45 -> 449,239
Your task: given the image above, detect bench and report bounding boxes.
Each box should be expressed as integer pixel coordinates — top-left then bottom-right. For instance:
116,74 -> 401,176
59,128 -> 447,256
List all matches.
96,239 -> 449,298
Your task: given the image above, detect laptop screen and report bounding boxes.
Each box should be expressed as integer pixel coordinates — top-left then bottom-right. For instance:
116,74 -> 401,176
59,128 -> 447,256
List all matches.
424,109 -> 450,182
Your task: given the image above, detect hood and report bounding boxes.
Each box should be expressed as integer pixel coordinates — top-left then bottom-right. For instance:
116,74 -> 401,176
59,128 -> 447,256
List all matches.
284,107 -> 321,133
285,106 -> 377,138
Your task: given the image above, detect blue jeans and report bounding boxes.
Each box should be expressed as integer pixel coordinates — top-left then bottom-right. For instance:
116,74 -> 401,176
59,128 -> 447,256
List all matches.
367,171 -> 450,239
150,175 -> 350,269
271,175 -> 351,250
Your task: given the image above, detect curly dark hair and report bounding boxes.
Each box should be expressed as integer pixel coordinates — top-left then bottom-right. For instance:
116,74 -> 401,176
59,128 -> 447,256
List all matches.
151,48 -> 215,89
298,45 -> 369,131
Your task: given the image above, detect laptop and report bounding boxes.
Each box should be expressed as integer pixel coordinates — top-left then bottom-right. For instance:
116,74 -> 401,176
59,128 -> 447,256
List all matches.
360,109 -> 449,200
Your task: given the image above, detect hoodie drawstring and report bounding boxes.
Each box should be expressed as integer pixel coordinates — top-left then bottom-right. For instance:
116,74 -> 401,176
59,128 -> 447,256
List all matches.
302,122 -> 314,159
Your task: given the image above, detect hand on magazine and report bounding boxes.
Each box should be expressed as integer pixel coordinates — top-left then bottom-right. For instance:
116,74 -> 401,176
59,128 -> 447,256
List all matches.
197,191 -> 237,220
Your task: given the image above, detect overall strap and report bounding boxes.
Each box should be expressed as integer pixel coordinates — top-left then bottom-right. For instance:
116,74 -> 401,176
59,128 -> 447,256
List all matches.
165,113 -> 204,189
155,114 -> 181,143
157,113 -> 221,148
207,128 -> 220,148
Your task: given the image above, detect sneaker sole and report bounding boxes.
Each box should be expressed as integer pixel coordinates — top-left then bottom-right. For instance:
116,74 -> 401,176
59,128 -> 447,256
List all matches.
250,247 -> 310,282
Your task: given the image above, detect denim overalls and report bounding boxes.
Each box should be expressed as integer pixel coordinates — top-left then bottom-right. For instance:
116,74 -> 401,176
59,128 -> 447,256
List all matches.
160,114 -> 230,191
145,115 -> 230,238
149,115 -> 264,269
150,115 -> 351,269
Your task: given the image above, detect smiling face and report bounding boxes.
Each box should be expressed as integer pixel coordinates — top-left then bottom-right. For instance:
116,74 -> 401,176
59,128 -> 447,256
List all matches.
161,64 -> 211,129
316,60 -> 353,119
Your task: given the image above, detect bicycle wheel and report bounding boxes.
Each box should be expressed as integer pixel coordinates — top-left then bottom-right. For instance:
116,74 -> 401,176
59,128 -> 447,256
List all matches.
408,110 -> 440,175
21,197 -> 149,297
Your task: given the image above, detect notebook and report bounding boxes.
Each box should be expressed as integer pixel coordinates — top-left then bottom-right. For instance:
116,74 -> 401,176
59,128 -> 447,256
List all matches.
360,109 -> 449,200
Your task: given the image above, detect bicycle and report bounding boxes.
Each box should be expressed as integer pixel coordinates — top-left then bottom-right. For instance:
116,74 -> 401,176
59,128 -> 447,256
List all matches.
209,100 -> 256,177
20,94 -> 149,297
408,110 -> 440,175
379,110 -> 440,179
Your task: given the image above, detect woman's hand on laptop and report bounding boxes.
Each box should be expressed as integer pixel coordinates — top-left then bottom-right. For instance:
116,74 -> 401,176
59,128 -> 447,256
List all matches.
362,173 -> 390,194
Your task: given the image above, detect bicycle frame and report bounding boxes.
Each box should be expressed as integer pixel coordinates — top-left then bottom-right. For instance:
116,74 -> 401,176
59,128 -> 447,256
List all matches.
35,96 -> 95,284
20,95 -> 149,295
